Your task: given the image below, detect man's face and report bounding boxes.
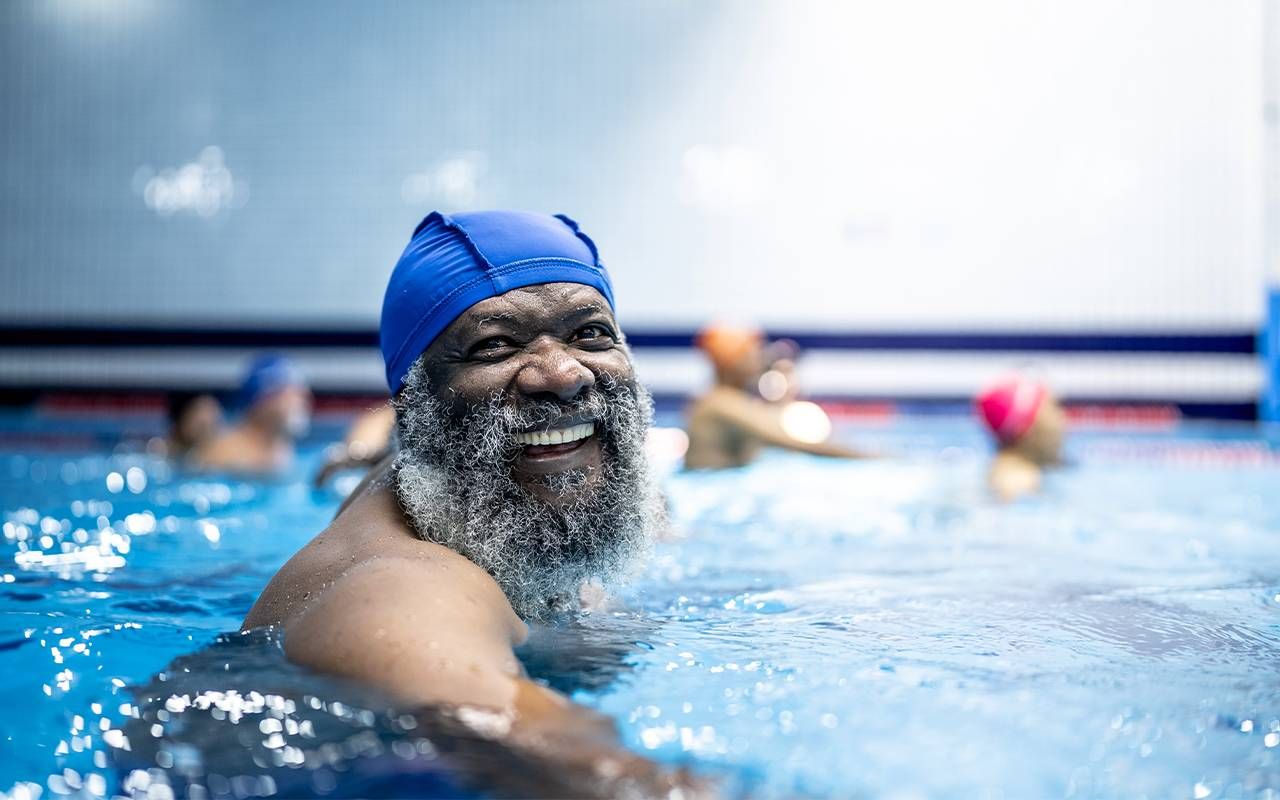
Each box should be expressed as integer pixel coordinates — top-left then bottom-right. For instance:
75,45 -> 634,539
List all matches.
418,282 -> 635,507
254,385 -> 313,440
390,282 -> 659,620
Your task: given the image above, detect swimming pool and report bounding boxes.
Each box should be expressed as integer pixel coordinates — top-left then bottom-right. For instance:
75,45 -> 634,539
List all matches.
2,408 -> 1279,799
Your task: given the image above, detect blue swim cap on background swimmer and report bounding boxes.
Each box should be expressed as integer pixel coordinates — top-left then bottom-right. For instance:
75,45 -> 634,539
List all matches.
380,210 -> 616,392
238,354 -> 307,409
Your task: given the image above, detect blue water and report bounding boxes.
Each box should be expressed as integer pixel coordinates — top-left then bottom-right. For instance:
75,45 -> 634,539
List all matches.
2,409 -> 1280,799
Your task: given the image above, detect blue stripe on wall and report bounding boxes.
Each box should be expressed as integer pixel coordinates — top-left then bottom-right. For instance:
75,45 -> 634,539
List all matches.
1264,289 -> 1280,422
0,323 -> 1260,354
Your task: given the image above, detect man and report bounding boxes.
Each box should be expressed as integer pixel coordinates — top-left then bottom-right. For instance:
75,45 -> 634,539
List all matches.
193,354 -> 312,474
684,322 -> 867,469
242,211 -> 693,797
164,390 -> 224,459
976,374 -> 1067,502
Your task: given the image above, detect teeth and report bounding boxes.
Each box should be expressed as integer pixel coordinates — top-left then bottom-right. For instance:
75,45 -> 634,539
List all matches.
515,422 -> 596,447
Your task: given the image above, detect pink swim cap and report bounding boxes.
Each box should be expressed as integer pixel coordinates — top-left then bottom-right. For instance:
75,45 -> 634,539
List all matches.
976,376 -> 1048,445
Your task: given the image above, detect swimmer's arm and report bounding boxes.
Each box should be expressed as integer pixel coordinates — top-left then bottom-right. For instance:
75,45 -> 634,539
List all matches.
284,558 -> 705,797
313,404 -> 397,488
313,446 -> 392,488
710,392 -> 872,458
989,455 -> 1041,502
347,403 -> 396,449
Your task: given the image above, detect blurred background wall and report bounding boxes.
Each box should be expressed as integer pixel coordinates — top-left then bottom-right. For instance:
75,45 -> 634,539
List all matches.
0,0 -> 1272,413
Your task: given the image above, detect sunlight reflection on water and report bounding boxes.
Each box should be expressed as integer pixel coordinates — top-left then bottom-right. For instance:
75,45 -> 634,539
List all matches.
1,415 -> 1278,798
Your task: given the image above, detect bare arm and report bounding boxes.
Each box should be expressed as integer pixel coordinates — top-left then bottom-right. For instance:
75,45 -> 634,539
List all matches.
989,453 -> 1042,502
285,556 -> 705,797
708,391 -> 871,458
313,404 -> 397,488
285,556 -> 526,706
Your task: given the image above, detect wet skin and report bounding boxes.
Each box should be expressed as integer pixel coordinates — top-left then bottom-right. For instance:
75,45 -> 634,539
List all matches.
988,395 -> 1067,502
241,283 -> 697,797
191,386 -> 312,475
173,394 -> 223,451
684,346 -> 868,469
419,282 -> 635,506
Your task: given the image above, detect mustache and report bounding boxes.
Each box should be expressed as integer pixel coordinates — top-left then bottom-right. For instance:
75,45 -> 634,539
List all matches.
460,378 -> 629,438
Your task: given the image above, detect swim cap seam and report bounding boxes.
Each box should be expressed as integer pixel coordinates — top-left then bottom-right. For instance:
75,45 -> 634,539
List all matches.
488,257 -> 605,282
411,210 -> 447,238
553,213 -> 601,266
434,212 -> 496,271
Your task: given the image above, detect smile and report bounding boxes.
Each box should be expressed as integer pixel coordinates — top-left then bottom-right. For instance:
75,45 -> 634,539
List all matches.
514,422 -> 596,447
512,421 -> 603,474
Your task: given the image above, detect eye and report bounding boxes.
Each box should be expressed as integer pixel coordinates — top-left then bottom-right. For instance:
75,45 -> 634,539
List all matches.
468,336 -> 515,359
572,323 -> 615,346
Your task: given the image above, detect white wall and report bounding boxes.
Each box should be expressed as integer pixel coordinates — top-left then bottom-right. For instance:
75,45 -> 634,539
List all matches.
0,0 -> 1267,333
619,0 -> 1266,331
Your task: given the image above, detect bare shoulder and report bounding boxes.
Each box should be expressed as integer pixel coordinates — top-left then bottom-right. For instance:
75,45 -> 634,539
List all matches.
689,386 -> 746,420
191,429 -> 245,468
288,553 -> 524,647
193,428 -> 278,473
241,479 -> 513,632
280,551 -> 528,708
275,496 -> 529,707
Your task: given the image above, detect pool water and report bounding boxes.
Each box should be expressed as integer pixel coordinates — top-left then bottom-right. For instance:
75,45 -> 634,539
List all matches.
2,409 -> 1280,799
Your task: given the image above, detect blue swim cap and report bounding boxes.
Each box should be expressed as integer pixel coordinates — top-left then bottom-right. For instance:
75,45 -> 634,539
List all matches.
380,210 -> 615,392
238,354 -> 307,409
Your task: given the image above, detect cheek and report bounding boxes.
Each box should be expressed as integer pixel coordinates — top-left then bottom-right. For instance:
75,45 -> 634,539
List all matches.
435,349 -> 633,404
430,364 -> 516,408
431,390 -> 474,421
432,383 -> 507,422
586,351 -> 636,383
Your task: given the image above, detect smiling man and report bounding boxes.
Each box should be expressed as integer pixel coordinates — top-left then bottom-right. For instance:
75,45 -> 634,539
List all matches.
241,210 -> 688,796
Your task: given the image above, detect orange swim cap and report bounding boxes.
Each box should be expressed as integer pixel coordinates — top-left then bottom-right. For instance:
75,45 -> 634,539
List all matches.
695,323 -> 764,372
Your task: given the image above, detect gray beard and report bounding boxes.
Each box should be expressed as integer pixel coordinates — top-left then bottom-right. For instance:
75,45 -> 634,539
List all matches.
390,358 -> 662,621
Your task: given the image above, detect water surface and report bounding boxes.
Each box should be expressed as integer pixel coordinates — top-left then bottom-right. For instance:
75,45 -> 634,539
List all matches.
2,410 -> 1278,799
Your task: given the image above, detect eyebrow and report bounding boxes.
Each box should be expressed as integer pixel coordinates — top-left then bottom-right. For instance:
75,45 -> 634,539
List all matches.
463,303 -> 614,341
473,312 -> 518,329
567,303 -> 610,320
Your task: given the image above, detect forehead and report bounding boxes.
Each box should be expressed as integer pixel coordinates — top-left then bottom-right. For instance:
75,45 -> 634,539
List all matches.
443,282 -> 614,337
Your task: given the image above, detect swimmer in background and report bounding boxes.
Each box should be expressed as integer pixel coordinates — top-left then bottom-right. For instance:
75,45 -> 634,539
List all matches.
683,322 -> 868,469
312,401 -> 396,488
977,375 -> 1067,502
192,355 -> 312,475
164,391 -> 223,460
757,338 -> 801,405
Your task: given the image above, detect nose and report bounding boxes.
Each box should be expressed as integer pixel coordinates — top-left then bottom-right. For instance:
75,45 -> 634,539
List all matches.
514,337 -> 595,402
